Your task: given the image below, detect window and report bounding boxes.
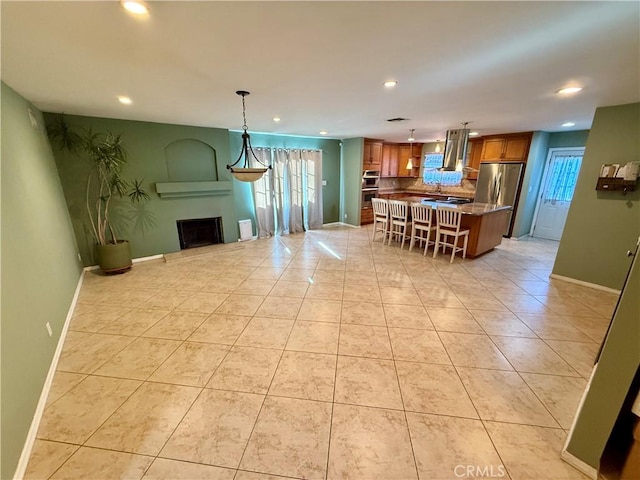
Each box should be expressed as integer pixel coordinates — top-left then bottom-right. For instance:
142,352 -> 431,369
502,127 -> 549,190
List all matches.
422,153 -> 462,185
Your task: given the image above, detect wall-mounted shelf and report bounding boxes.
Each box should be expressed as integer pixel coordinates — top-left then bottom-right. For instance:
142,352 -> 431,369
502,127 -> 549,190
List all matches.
595,177 -> 636,195
155,181 -> 232,198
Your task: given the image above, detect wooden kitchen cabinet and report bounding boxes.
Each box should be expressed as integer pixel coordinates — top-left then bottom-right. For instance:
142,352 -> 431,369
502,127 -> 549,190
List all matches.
480,132 -> 532,162
363,140 -> 383,171
381,144 -> 399,177
360,207 -> 374,225
467,138 -> 484,179
397,143 -> 422,177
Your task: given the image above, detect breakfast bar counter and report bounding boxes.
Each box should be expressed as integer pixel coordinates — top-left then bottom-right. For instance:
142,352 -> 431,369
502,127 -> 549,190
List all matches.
398,196 -> 512,258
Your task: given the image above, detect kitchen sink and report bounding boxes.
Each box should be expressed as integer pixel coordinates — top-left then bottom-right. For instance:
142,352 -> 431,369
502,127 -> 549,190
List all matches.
434,197 -> 472,204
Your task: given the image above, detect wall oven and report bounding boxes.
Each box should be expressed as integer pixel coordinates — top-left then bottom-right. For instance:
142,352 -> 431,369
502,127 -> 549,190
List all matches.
362,188 -> 378,208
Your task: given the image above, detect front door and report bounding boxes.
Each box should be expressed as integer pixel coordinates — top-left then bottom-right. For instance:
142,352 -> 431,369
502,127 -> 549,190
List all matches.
532,148 -> 584,241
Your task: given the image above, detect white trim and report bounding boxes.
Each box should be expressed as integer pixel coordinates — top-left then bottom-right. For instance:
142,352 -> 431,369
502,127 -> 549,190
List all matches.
560,450 -> 598,479
322,221 -> 360,229
530,147 -> 585,238
83,253 -> 166,271
13,272 -> 85,480
510,233 -> 532,241
132,254 -> 164,264
561,364 -> 599,479
550,273 -> 621,295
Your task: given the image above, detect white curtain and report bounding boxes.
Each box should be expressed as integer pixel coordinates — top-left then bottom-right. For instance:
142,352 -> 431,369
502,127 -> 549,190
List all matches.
544,155 -> 582,203
301,149 -> 323,230
251,147 -> 323,238
251,147 -> 275,238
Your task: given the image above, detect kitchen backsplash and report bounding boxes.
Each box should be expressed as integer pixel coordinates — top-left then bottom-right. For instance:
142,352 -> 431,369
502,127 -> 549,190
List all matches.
378,177 -> 477,197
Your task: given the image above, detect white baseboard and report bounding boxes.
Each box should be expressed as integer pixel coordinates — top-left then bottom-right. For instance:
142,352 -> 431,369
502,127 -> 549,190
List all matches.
560,450 -> 598,479
132,254 -> 164,264
550,273 -> 621,295
323,221 -> 360,229
13,272 -> 85,480
561,365 -> 599,480
84,253 -> 165,271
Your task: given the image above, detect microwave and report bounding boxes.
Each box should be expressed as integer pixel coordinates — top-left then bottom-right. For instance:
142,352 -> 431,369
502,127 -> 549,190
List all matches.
362,170 -> 380,188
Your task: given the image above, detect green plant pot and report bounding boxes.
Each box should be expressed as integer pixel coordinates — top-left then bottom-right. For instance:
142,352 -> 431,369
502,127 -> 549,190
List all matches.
96,240 -> 132,274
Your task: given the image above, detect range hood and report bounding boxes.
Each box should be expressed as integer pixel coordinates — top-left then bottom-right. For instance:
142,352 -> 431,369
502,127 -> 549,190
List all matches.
441,124 -> 470,171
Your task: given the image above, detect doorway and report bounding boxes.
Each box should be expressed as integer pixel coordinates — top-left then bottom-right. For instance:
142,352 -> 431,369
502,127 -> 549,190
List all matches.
531,147 -> 584,241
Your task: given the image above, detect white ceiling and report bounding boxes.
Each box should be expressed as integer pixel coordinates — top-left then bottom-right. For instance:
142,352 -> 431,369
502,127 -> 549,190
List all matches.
2,1 -> 639,143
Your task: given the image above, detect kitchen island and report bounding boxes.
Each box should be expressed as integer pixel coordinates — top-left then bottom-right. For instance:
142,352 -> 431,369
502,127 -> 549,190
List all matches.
399,196 -> 511,258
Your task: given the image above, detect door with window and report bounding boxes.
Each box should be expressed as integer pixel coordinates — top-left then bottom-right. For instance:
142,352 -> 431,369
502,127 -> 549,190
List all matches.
532,148 -> 584,241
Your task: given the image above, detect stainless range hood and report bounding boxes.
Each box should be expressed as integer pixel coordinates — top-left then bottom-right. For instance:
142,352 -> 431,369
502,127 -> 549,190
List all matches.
441,123 -> 470,171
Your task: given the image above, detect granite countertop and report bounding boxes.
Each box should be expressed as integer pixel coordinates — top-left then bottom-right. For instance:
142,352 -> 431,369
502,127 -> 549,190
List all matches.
399,196 -> 512,216
378,189 -> 475,199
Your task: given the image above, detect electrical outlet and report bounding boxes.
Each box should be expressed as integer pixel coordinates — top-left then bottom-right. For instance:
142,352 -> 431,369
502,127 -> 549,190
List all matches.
322,180 -> 327,186
45,322 -> 53,337
77,253 -> 82,262
344,214 -> 348,219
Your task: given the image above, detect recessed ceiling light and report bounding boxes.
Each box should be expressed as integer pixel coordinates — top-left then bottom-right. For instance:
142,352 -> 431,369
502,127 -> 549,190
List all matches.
121,1 -> 149,15
557,86 -> 583,95
319,131 -> 328,136
273,117 -> 281,123
383,81 -> 398,88
562,122 -> 576,127
469,131 -> 479,136
117,96 -> 132,105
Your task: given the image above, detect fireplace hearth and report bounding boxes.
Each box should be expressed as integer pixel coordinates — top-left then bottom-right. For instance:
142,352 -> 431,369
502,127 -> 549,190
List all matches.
177,217 -> 223,250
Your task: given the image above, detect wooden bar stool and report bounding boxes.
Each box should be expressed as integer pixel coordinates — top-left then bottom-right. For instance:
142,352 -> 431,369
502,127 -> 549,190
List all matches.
388,200 -> 409,249
371,198 -> 389,244
433,205 -> 469,263
409,203 -> 435,255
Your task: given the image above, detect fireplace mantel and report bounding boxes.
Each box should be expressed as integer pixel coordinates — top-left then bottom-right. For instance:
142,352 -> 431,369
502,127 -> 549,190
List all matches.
155,181 -> 232,198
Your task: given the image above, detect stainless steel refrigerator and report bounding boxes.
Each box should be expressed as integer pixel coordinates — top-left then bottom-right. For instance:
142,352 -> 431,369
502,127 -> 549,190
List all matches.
474,162 -> 525,237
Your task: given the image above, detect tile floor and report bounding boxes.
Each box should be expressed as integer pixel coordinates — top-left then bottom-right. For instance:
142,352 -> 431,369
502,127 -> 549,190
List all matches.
25,226 -> 618,480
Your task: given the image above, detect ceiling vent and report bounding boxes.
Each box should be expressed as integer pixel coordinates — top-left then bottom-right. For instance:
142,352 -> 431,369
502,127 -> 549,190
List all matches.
386,117 -> 409,122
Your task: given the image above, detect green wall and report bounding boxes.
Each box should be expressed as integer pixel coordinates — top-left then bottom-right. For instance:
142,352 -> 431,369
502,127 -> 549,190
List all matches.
566,242 -> 639,469
548,129 -> 590,149
229,131 -> 341,236
553,103 -> 640,289
1,83 -> 83,479
341,138 -> 363,226
512,131 -> 550,238
45,113 -> 236,265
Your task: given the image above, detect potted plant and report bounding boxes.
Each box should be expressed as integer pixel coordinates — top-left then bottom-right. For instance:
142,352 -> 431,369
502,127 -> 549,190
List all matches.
47,115 -> 149,273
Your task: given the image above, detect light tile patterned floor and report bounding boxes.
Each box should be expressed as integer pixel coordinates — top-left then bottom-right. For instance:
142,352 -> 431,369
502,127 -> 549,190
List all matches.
26,226 -> 618,480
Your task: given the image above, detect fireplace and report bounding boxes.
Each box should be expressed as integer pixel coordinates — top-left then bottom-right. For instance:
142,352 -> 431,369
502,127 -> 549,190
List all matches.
177,217 -> 224,250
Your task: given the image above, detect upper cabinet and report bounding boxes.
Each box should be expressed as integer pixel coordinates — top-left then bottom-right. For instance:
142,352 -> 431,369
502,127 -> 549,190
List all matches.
363,139 -> 383,171
479,132 -> 532,162
396,143 -> 423,178
381,144 -> 399,177
364,139 -> 422,177
467,138 -> 484,179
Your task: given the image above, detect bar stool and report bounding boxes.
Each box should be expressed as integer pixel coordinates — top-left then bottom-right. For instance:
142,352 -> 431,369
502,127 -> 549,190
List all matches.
388,200 -> 409,249
371,198 -> 389,244
409,203 -> 435,255
433,205 -> 469,263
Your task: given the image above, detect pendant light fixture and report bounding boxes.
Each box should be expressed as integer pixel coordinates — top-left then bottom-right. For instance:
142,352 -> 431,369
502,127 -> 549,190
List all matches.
435,139 -> 442,153
227,90 -> 271,182
406,129 -> 415,169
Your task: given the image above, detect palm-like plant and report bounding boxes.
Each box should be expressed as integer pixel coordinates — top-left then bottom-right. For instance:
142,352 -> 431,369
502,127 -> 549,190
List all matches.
47,116 -> 149,245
